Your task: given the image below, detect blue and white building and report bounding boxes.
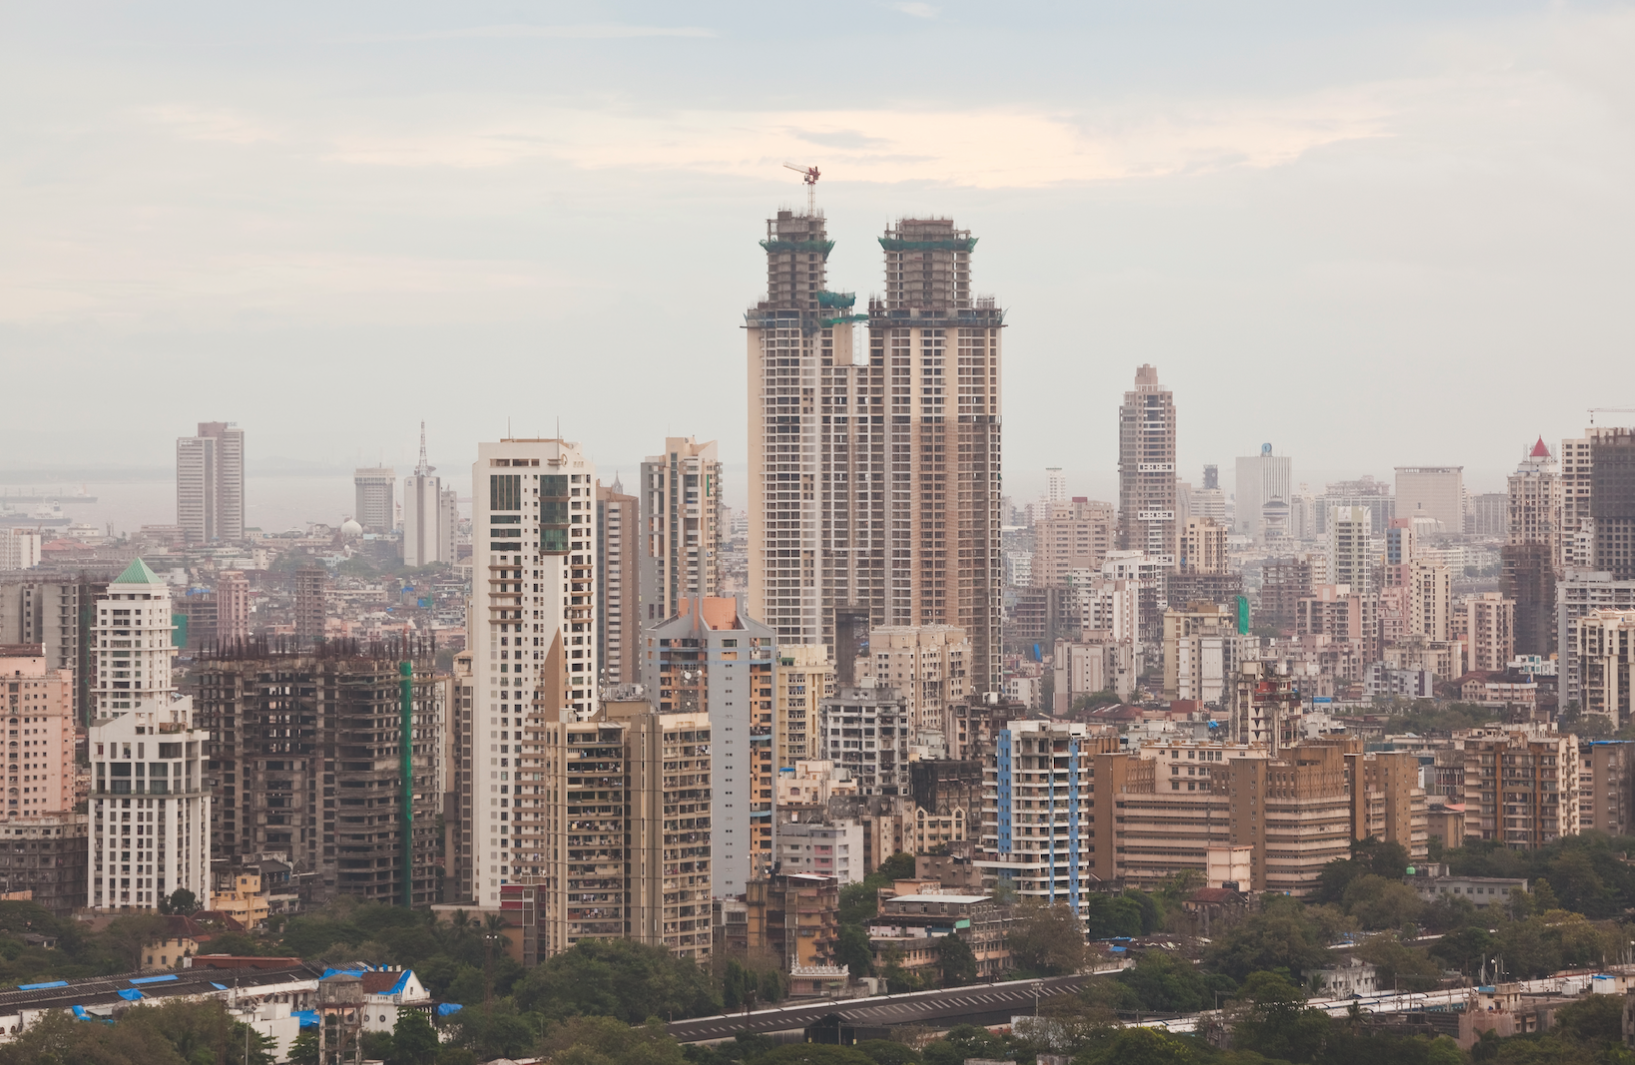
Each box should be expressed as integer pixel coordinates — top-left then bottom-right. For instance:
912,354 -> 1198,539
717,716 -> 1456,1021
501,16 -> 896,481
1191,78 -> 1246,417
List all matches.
976,719 -> 1093,918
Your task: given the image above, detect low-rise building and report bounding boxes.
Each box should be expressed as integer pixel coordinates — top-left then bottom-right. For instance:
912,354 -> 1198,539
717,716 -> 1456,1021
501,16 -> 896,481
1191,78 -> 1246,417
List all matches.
774,821 -> 865,884
1411,871 -> 1528,908
1311,957 -> 1381,997
744,873 -> 839,972
0,814 -> 87,915
867,891 -> 1010,980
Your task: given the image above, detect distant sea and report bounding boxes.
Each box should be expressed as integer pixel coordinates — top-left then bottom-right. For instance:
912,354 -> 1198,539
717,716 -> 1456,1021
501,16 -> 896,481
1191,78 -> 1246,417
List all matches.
0,476 -> 472,538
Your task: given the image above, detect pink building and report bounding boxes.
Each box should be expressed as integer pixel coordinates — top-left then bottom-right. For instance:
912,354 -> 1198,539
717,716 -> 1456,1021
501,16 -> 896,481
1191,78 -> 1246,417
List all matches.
0,644 -> 76,816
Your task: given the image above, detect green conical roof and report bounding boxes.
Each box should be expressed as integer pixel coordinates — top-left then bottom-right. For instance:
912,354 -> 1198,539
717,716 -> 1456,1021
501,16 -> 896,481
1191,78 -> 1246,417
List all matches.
113,557 -> 164,585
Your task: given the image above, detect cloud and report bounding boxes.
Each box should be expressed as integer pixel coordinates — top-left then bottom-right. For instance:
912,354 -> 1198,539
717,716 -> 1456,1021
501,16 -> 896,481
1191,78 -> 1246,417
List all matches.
320,92 -> 1395,186
347,23 -> 716,42
894,3 -> 937,17
137,105 -> 279,145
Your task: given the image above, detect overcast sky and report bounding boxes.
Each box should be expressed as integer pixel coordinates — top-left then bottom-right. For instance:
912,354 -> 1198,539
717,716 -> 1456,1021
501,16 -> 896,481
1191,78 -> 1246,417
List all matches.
3,1 -> 1633,506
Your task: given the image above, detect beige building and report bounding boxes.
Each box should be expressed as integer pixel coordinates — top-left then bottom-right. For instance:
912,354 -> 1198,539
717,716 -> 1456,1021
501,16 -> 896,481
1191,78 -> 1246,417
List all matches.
1411,560 -> 1453,642
1347,750 -> 1429,861
857,625 -> 970,752
0,643 -> 75,816
1179,517 -> 1228,575
211,869 -> 269,930
538,696 -> 711,961
1031,500 -> 1115,586
1329,506 -> 1374,595
216,571 -> 250,644
1466,593 -> 1516,673
1447,728 -> 1578,848
1395,466 -> 1465,537
746,211 -> 1004,694
775,645 -> 834,770
1117,365 -> 1178,565
1578,609 -> 1635,726
1580,740 -> 1635,837
595,478 -> 640,686
639,437 -> 723,627
1092,740 -> 1352,896
176,421 -> 244,543
1162,602 -> 1243,704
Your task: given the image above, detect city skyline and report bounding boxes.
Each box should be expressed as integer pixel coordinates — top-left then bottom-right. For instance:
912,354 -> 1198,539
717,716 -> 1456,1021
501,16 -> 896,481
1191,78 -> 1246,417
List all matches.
3,4 -> 1633,489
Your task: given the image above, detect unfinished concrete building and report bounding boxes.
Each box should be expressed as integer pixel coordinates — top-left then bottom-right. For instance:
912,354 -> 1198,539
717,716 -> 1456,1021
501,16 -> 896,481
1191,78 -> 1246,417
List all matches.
193,641 -> 445,905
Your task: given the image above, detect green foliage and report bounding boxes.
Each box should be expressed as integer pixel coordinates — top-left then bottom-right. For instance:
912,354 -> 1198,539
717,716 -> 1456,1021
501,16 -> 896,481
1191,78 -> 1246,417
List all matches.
1077,1027 -> 1194,1065
1009,899 -> 1090,976
934,934 -> 978,988
921,1024 -> 1010,1065
852,1041 -> 921,1065
158,889 -> 200,916
0,998 -> 276,1065
445,1000 -> 539,1061
751,1047 -> 877,1065
1342,875 -> 1424,931
836,923 -> 873,978
288,1030 -> 319,1065
722,959 -> 783,1011
1202,895 -> 1334,982
1383,700 -> 1502,734
536,1016 -> 687,1065
389,1010 -> 440,1065
513,938 -> 719,1024
1073,690 -> 1124,711
1116,951 -> 1236,1013
1084,891 -> 1159,939
1227,971 -> 1330,1063
1353,934 -> 1442,991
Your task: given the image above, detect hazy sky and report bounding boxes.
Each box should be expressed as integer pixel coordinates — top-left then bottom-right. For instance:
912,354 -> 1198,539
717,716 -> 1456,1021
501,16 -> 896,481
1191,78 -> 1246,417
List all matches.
4,2 -> 1633,506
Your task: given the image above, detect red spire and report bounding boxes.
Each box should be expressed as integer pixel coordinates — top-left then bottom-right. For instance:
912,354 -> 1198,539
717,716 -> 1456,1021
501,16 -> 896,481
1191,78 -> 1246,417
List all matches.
1530,436 -> 1550,459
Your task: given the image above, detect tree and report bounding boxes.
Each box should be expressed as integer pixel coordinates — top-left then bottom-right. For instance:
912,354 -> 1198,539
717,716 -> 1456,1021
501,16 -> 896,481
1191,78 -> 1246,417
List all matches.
1227,971 -> 1330,1064
1008,900 -> 1089,976
389,1010 -> 440,1065
104,913 -> 168,972
1341,875 -> 1423,930
837,924 -> 873,978
852,1041 -> 921,1065
1202,895 -> 1334,982
934,934 -> 977,988
536,1016 -> 687,1065
752,1047 -> 876,1065
876,853 -> 916,881
288,1030 -> 320,1065
513,938 -> 721,1023
921,1025 -> 1008,1065
160,889 -> 200,916
1117,951 -> 1232,1013
1081,1027 -> 1193,1065
1354,934 -> 1442,991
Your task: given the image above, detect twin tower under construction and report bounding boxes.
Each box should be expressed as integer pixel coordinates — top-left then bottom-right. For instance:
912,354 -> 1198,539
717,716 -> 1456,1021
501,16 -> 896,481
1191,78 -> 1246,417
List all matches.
745,209 -> 1005,693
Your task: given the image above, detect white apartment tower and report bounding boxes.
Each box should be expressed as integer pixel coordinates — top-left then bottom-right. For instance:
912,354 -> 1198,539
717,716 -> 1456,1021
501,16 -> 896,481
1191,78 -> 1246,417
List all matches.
353,468 -> 396,534
469,437 -> 598,907
91,559 -> 176,719
176,422 -> 244,543
88,557 -> 209,912
639,437 -> 724,625
1330,506 -> 1373,595
404,423 -> 458,568
1234,444 -> 1293,542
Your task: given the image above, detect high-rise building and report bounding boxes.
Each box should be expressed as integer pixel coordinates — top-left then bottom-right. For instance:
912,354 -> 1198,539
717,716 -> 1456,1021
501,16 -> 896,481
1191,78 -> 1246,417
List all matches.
1467,494 -> 1507,537
642,596 -> 775,898
1329,506 -> 1373,595
1411,560 -> 1452,642
468,437 -> 599,909
0,530 -> 41,572
745,210 -> 1004,693
595,478 -> 640,687
1466,593 -> 1515,673
216,571 -> 250,644
1395,466 -> 1465,537
819,686 -> 911,797
1587,428 -> 1635,579
0,571 -> 115,725
639,437 -> 723,626
1447,728 -> 1579,848
403,424 -> 457,568
194,646 -> 443,904
1560,575 -> 1635,710
0,644 -> 76,816
176,422 -> 244,543
1316,477 -> 1394,538
774,644 -> 832,771
87,568 -> 209,912
1044,467 -> 1067,507
976,719 -> 1100,916
1179,517 -> 1228,575
1234,445 -> 1293,542
1578,610 -> 1635,726
447,649 -> 475,904
293,566 -> 326,645
1562,431 -> 1596,571
1031,499 -> 1116,586
1162,603 -> 1246,704
1117,365 -> 1177,566
90,559 -> 175,720
353,468 -> 396,534
0,814 -> 88,915
857,625 -> 971,751
1504,437 -> 1561,656
605,694 -> 712,961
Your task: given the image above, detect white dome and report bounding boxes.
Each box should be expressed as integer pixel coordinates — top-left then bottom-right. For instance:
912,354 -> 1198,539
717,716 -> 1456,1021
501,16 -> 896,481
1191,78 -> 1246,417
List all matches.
341,518 -> 364,537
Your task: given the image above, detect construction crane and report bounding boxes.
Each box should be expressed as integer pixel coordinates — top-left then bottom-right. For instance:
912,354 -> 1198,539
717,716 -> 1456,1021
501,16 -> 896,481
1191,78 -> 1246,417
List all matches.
1589,409 -> 1635,424
783,162 -> 820,214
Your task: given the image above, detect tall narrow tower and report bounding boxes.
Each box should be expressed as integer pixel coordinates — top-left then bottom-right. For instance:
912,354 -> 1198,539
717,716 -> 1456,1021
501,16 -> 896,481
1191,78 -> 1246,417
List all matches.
403,423 -> 448,568
1503,436 -> 1561,655
1117,366 -> 1177,565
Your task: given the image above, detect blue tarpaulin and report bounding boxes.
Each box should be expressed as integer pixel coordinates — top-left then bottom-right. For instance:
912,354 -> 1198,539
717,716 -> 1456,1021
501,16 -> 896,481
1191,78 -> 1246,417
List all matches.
436,1003 -> 463,1017
117,988 -> 144,1001
387,970 -> 411,996
129,974 -> 179,985
321,967 -> 371,979
294,1010 -> 320,1029
19,980 -> 69,990
212,983 -> 229,991
71,1005 -> 90,1019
